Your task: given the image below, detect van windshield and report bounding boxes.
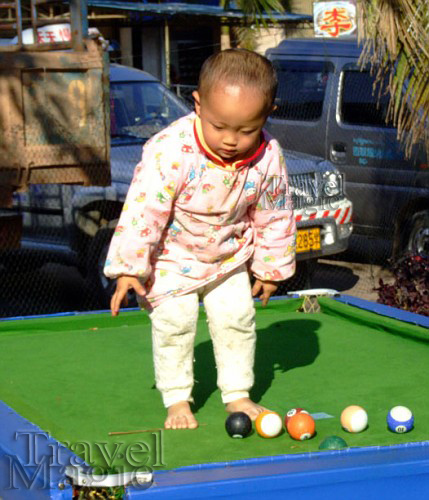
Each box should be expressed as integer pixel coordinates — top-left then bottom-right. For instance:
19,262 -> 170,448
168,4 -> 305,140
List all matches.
110,81 -> 189,141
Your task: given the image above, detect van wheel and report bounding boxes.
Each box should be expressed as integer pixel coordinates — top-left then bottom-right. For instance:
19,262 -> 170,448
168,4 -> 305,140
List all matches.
86,224 -> 138,309
405,210 -> 429,257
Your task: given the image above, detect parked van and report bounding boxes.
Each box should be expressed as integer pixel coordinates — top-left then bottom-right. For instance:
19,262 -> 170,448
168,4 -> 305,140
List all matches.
266,37 -> 429,261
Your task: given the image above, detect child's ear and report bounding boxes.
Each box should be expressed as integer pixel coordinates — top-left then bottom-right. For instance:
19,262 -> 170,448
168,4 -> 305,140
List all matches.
192,90 -> 201,115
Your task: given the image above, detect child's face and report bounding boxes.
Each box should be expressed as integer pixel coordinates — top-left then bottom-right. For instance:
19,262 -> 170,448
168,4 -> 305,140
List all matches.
193,83 -> 272,163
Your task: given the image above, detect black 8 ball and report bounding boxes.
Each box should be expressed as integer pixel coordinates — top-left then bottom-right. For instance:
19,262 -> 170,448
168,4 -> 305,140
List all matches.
225,411 -> 252,438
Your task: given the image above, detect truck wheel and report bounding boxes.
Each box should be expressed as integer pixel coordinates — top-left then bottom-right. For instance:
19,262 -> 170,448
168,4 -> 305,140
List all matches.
86,224 -> 138,309
405,210 -> 429,257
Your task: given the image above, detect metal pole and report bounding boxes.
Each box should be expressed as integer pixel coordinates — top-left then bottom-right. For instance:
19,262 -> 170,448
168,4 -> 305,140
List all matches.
164,17 -> 170,87
15,0 -> 23,47
70,0 -> 88,50
30,0 -> 38,46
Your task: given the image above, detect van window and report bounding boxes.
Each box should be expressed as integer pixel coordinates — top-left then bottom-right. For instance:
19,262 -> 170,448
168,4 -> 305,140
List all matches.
271,60 -> 331,121
340,70 -> 394,128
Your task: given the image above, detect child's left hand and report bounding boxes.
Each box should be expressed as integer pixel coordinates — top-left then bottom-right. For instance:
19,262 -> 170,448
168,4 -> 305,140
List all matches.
252,279 -> 278,306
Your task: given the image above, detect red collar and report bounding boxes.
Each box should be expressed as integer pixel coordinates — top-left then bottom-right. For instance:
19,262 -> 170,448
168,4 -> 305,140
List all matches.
193,115 -> 267,171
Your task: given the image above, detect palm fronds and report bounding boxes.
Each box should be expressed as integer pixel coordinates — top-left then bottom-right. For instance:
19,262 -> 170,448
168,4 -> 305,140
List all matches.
238,0 -> 286,25
357,0 -> 429,157
221,0 -> 292,51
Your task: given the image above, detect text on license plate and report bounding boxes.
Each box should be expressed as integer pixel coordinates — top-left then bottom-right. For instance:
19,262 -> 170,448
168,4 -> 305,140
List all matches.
296,228 -> 321,253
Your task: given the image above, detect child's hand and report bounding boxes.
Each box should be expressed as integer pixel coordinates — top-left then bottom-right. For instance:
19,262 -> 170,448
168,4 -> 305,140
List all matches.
111,275 -> 146,317
252,279 -> 278,306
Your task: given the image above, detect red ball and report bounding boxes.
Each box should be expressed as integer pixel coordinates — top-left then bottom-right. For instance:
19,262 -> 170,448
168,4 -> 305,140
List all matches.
286,412 -> 315,440
284,407 -> 309,427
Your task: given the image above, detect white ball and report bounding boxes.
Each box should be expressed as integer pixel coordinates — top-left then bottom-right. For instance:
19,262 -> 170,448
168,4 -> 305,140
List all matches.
341,405 -> 368,433
260,413 -> 283,437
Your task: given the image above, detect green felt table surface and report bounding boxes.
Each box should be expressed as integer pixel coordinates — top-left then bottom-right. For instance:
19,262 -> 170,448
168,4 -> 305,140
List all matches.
1,298 -> 428,473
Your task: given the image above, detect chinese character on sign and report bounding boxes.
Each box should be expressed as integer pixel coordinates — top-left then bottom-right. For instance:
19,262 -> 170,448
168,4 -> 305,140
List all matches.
58,27 -> 71,41
36,23 -> 72,44
313,1 -> 357,38
44,31 -> 57,43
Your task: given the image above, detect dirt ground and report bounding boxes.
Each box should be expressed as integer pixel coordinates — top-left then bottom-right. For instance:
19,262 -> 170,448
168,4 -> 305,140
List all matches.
0,257 -> 395,318
311,259 -> 395,302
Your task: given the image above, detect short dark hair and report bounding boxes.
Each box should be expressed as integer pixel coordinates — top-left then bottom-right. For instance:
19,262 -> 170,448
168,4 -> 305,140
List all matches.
197,48 -> 278,109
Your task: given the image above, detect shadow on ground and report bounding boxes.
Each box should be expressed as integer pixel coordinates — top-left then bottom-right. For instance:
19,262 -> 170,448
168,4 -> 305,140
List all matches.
0,262 -> 101,318
192,318 -> 321,412
310,261 -> 360,293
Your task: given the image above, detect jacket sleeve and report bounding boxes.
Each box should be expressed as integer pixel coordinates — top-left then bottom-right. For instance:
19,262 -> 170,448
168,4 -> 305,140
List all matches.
249,140 -> 296,282
103,138 -> 184,281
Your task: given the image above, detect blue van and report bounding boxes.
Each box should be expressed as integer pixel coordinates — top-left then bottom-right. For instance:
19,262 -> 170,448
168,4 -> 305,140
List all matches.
266,37 -> 429,261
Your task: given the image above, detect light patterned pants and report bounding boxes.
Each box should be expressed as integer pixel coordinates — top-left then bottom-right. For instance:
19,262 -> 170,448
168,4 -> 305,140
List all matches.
149,265 -> 256,408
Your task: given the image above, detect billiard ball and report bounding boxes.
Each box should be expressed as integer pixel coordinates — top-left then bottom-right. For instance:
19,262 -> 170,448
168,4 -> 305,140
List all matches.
318,435 -> 348,450
255,410 -> 283,438
284,407 -> 309,427
387,406 -> 414,433
225,412 -> 252,438
286,412 -> 315,440
340,405 -> 368,433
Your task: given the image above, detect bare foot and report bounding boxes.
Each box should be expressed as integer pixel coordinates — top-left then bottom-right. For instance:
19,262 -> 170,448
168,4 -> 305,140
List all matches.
225,397 -> 267,421
165,401 -> 198,430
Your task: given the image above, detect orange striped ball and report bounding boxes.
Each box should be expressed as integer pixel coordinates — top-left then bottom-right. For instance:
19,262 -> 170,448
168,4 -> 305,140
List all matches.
255,410 -> 283,438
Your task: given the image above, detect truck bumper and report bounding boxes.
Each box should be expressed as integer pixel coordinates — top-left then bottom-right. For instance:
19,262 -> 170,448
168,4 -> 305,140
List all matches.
295,199 -> 353,261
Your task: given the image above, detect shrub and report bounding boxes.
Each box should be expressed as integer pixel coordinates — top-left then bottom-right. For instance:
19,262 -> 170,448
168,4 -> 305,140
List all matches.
376,255 -> 429,317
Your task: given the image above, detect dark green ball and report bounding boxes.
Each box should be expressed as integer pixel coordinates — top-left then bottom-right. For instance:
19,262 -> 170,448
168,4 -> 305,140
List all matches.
319,435 -> 348,450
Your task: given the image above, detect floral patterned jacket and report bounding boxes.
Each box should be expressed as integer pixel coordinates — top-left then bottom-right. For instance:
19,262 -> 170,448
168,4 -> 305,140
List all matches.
104,112 -> 296,308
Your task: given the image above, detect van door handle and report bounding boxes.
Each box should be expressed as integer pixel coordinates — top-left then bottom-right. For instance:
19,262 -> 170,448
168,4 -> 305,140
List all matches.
330,143 -> 347,164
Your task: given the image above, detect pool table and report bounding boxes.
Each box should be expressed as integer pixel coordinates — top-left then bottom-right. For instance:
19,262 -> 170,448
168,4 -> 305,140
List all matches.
1,294 -> 429,499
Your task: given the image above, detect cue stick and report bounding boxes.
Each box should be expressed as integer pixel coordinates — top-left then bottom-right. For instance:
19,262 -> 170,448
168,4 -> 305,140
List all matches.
109,423 -> 207,435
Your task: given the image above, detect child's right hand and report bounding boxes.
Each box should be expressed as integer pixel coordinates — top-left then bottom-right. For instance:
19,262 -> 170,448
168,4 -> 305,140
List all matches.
110,275 -> 146,317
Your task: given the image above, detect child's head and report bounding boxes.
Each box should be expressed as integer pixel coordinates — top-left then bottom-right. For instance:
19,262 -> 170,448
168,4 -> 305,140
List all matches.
197,49 -> 277,110
193,49 -> 278,163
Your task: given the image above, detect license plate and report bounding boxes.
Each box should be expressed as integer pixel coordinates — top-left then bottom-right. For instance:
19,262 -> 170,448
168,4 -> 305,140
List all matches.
296,228 -> 321,253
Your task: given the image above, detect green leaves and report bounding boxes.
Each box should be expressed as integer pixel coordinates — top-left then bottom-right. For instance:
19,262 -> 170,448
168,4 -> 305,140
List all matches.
376,255 -> 429,316
220,0 -> 290,50
239,0 -> 285,25
357,0 -> 429,158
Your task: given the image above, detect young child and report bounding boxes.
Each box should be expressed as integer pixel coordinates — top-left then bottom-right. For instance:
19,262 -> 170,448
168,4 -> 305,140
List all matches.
104,49 -> 296,430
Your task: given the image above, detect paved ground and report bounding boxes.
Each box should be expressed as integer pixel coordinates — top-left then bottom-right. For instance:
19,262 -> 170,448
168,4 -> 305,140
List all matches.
0,258 -> 395,318
311,259 -> 395,302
